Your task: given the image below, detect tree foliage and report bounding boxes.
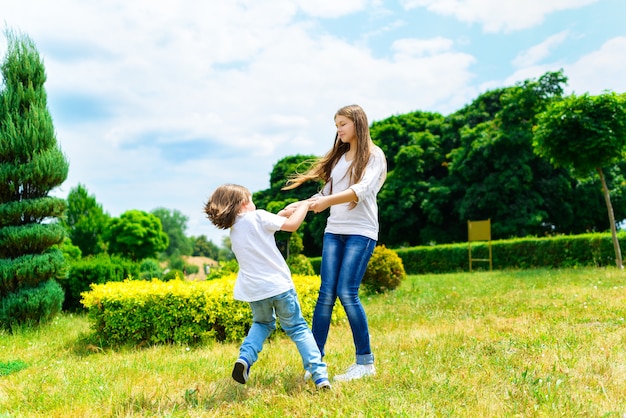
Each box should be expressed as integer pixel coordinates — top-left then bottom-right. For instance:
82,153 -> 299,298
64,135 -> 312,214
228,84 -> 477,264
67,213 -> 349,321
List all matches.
61,184 -> 109,256
191,234 -> 220,259
151,207 -> 192,258
0,31 -> 68,328
534,92 -> 626,267
105,210 -> 169,261
255,70 -> 626,254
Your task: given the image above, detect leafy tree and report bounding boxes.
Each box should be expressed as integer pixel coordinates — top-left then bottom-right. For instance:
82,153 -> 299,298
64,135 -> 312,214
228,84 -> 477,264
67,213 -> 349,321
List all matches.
151,207 -> 192,258
105,210 -> 169,261
0,31 -> 68,328
191,235 -> 220,259
533,92 -> 626,268
255,71 -> 626,252
61,184 -> 109,256
371,111 -> 447,246
446,71 -> 570,240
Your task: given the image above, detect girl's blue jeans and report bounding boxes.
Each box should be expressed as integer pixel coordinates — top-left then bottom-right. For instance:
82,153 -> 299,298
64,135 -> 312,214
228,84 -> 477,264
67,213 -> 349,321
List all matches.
239,289 -> 328,384
312,233 -> 376,365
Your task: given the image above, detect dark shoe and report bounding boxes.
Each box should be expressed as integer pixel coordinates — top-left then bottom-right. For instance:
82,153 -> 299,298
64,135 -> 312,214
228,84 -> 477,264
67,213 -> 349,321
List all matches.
232,358 -> 250,384
315,378 -> 332,390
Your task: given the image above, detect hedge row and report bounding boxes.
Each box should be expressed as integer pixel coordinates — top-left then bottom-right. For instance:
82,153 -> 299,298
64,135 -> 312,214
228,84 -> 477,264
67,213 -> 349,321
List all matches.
81,274 -> 346,347
310,232 -> 625,275
58,254 -> 140,311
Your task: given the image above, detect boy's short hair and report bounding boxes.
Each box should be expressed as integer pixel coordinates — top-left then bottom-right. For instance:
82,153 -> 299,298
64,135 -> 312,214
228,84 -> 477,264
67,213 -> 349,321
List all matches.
204,184 -> 250,229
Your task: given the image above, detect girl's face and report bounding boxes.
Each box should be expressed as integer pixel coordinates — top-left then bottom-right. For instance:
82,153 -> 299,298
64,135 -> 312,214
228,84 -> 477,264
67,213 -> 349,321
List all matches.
335,115 -> 356,145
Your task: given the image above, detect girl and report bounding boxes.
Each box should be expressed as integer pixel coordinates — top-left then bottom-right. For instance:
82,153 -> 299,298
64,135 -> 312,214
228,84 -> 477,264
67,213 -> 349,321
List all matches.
283,104 -> 387,382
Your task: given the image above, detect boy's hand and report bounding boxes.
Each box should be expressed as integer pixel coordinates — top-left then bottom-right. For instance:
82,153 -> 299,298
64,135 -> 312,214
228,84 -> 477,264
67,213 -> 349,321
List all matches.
277,201 -> 303,217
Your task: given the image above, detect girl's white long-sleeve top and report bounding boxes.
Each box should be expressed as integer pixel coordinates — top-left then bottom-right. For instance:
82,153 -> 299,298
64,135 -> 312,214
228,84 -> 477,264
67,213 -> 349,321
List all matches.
319,145 -> 387,241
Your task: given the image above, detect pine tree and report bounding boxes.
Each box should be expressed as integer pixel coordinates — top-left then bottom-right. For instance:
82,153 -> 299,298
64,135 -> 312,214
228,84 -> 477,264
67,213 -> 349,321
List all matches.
0,30 -> 68,329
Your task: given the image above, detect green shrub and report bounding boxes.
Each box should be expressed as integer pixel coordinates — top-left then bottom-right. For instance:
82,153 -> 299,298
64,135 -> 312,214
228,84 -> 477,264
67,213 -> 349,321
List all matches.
287,254 -> 314,275
139,258 -> 163,280
185,264 -> 199,275
362,245 -> 406,294
81,274 -> 346,346
162,269 -> 184,282
58,254 -> 140,311
0,280 -> 64,331
288,232 -> 304,256
206,259 -> 239,280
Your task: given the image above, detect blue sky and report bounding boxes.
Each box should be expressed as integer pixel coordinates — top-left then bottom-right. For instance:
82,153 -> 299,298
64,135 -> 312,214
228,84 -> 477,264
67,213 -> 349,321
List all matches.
2,0 -> 626,246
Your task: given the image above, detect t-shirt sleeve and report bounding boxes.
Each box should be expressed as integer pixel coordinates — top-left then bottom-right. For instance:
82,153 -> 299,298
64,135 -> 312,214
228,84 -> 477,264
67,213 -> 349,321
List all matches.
257,209 -> 287,232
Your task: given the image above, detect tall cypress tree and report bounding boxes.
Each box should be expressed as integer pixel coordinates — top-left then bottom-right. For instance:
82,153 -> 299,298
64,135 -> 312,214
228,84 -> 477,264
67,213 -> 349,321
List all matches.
0,30 -> 68,329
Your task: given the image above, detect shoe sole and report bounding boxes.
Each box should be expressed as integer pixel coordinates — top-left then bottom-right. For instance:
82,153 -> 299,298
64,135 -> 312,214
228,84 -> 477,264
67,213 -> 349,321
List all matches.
232,362 -> 247,384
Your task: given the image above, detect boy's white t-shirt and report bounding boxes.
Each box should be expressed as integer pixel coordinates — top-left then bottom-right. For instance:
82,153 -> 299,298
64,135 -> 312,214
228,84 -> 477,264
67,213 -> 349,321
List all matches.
230,209 -> 294,302
320,145 -> 387,241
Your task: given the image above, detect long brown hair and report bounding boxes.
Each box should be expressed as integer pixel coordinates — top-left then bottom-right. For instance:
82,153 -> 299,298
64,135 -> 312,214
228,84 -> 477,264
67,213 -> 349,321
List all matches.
283,104 -> 372,191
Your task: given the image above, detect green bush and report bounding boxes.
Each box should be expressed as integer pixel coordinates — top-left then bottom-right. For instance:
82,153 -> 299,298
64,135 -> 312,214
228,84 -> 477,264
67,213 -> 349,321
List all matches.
58,254 -> 140,311
139,258 -> 163,280
287,254 -> 314,275
162,269 -> 184,282
362,245 -> 406,294
206,259 -> 239,280
288,232 -> 304,256
185,264 -> 199,275
0,280 -> 64,331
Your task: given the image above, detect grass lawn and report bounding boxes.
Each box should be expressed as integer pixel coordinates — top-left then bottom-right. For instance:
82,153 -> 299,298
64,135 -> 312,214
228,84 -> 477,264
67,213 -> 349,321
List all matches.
1,267 -> 625,417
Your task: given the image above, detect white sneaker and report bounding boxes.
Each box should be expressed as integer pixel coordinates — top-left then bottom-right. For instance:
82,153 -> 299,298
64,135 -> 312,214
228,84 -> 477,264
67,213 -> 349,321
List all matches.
303,370 -> 312,382
333,364 -> 376,382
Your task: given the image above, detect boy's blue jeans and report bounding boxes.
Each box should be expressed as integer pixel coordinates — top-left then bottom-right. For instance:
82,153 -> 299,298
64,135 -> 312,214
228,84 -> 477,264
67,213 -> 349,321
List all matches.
239,289 -> 328,384
312,233 -> 376,365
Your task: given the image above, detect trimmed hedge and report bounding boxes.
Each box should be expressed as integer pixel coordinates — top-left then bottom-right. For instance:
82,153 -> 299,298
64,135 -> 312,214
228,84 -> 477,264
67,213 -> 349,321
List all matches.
59,254 -> 140,311
81,274 -> 346,347
395,232 -> 624,274
310,232 -> 625,275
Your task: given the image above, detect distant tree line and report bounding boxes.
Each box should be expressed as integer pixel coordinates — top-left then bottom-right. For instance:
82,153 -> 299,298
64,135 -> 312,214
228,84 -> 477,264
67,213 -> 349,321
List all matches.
62,183 -> 226,263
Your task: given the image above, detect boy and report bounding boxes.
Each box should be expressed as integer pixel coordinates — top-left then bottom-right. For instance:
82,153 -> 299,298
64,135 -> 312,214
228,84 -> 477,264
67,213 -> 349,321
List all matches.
204,184 -> 330,389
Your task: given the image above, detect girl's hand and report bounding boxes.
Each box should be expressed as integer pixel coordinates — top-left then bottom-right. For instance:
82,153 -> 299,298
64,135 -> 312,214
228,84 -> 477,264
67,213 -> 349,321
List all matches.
310,196 -> 330,213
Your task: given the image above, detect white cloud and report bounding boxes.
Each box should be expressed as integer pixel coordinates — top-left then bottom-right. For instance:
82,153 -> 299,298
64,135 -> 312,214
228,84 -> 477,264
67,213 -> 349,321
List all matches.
392,37 -> 455,58
512,31 -> 570,67
497,36 -> 626,103
295,0 -> 370,18
565,37 -> 626,95
1,1 -> 477,244
400,0 -> 598,32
